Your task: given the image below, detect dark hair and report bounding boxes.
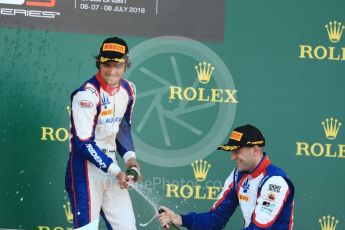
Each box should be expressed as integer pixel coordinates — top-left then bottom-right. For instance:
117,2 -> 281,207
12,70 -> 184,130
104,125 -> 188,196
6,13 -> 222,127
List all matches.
94,54 -> 131,69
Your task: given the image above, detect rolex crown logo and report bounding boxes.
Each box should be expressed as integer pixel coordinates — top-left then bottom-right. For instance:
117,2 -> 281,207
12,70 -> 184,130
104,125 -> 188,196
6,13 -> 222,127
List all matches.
325,21 -> 345,43
63,202 -> 73,224
195,62 -> 215,84
191,159 -> 211,182
319,215 -> 339,230
322,117 -> 342,140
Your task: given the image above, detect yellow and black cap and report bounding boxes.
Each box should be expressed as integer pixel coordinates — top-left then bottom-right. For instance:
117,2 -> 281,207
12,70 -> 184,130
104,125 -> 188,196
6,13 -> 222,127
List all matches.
217,124 -> 265,151
99,37 -> 129,63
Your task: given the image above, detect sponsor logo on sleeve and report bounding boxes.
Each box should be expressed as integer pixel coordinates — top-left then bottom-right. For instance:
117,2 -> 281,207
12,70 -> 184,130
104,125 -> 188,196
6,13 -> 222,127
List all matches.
260,207 -> 273,215
269,184 -> 281,193
260,201 -> 277,215
267,192 -> 276,201
263,201 -> 276,208
263,201 -> 270,207
86,144 -> 107,169
78,100 -> 93,108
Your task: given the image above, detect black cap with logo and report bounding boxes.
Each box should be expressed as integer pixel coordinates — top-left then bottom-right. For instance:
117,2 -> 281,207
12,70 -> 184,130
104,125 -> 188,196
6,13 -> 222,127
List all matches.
98,37 -> 129,63
217,124 -> 265,151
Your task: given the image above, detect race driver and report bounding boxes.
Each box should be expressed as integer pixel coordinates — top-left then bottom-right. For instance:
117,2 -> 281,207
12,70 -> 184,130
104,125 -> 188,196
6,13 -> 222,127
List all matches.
65,36 -> 140,230
157,124 -> 294,230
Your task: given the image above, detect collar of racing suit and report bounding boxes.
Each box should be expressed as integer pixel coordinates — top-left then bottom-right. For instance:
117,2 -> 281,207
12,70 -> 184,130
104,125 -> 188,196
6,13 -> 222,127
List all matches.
96,71 -> 120,96
246,153 -> 271,179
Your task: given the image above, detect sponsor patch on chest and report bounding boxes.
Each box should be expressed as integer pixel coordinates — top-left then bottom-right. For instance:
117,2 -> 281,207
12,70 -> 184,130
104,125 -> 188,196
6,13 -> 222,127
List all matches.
101,109 -> 113,116
239,194 -> 249,202
98,117 -> 122,124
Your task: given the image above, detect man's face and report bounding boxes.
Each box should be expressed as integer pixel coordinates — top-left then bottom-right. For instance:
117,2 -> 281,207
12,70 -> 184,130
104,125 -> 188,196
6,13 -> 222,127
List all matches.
99,61 -> 126,86
231,147 -> 256,172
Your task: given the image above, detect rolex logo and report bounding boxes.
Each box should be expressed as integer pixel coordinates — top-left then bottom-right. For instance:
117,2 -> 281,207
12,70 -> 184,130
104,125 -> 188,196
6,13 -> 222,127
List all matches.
319,215 -> 339,230
325,21 -> 345,43
165,159 -> 221,200
169,61 -> 237,104
191,159 -> 211,182
296,117 -> 345,158
299,20 -> 345,61
322,117 -> 342,140
63,202 -> 73,224
195,62 -> 215,84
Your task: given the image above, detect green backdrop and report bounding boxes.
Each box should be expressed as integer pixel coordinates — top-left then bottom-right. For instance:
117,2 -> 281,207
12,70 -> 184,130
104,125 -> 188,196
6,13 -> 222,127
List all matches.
0,0 -> 344,229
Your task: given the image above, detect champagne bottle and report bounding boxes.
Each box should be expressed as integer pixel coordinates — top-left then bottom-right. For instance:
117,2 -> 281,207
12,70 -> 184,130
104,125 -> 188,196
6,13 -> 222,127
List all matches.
158,208 -> 180,230
126,166 -> 140,182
